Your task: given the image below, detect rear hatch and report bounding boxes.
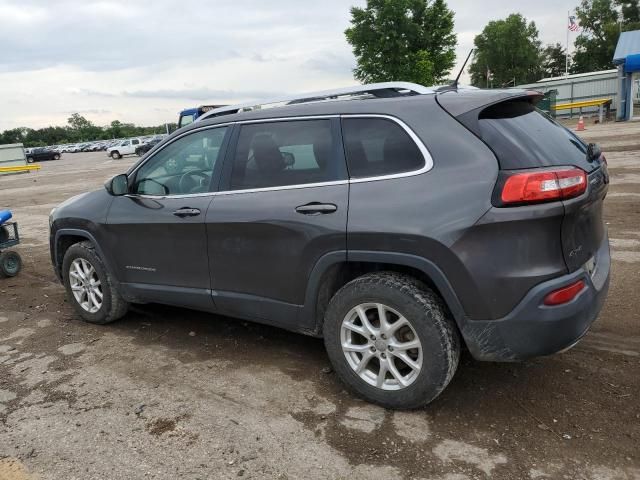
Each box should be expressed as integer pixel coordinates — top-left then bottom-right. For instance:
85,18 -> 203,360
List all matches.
437,89 -> 609,273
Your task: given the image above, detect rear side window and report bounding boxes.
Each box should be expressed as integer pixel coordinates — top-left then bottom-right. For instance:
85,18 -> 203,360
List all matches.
230,120 -> 338,190
479,100 -> 588,170
342,118 -> 425,179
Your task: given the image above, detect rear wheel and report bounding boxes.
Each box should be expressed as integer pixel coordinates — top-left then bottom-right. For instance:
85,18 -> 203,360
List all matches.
53,154 -> 60,160
323,272 -> 460,409
26,157 -> 34,163
0,251 -> 22,277
62,241 -> 128,324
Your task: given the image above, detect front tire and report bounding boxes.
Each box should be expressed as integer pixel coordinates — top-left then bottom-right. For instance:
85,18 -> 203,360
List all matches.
26,157 -> 34,163
53,154 -> 60,160
323,272 -> 460,409
111,151 -> 121,159
62,241 -> 128,324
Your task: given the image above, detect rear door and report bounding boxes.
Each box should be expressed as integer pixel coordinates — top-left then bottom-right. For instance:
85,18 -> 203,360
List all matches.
206,117 -> 348,329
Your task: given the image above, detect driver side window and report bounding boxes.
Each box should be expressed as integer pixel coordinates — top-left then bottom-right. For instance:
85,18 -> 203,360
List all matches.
132,127 -> 228,196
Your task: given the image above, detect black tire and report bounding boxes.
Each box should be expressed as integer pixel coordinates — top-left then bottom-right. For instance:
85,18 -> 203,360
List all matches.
0,251 -> 22,278
62,241 -> 128,324
53,154 -> 60,160
26,157 -> 34,163
111,151 -> 121,159
323,272 -> 460,409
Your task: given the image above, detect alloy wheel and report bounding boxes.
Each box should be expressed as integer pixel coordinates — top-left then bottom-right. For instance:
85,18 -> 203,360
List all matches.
69,258 -> 103,313
340,303 -> 423,391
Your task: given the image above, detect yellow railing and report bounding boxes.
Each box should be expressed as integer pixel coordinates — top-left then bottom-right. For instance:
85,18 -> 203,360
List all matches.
0,164 -> 41,173
553,98 -> 612,111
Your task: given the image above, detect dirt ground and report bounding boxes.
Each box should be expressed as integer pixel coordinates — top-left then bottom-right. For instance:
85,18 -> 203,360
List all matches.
0,121 -> 639,480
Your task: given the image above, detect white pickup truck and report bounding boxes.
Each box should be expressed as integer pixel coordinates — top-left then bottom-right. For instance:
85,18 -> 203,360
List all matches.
107,138 -> 144,159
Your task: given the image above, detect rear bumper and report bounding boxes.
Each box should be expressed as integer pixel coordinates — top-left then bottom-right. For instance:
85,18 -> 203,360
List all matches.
461,235 -> 610,361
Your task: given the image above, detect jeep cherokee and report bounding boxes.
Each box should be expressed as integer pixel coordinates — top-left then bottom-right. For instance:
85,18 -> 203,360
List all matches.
49,82 -> 610,409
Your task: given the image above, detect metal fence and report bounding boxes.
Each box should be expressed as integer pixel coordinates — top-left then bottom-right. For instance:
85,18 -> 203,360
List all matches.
518,70 -> 618,118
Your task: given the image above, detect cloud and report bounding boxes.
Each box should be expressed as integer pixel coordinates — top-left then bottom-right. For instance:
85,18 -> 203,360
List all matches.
121,88 -> 285,101
0,0 -> 585,129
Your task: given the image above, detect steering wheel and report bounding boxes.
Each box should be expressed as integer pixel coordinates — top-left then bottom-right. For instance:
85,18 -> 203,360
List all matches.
178,171 -> 211,194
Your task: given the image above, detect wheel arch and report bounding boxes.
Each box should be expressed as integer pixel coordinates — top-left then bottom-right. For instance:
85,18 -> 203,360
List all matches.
54,229 -> 117,283
303,251 -> 466,336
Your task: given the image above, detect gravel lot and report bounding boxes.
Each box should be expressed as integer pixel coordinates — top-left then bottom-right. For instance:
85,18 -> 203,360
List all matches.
1,123 -> 639,480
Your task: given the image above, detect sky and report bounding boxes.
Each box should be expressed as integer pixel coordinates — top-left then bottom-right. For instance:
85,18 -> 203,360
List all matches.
0,0 -> 584,131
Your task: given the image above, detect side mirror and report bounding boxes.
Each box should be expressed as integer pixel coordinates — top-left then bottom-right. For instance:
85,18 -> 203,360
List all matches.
105,174 -> 129,196
587,143 -> 602,162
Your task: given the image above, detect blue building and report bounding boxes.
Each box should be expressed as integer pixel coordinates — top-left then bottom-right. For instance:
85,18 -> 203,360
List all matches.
614,30 -> 640,121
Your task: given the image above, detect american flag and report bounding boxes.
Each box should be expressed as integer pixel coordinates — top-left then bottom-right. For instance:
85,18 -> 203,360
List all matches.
568,15 -> 580,32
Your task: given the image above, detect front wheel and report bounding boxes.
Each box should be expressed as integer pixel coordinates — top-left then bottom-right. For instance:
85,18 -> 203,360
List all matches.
111,151 -> 121,159
323,272 -> 460,409
62,241 -> 128,324
53,154 -> 60,160
26,157 -> 34,163
0,251 -> 22,277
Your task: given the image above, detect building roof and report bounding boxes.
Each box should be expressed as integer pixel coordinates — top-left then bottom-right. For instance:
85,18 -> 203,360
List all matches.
536,69 -> 618,83
614,30 -> 640,63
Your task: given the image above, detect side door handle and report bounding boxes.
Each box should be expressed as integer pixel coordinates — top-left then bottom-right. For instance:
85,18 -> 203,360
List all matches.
295,203 -> 338,215
173,207 -> 201,218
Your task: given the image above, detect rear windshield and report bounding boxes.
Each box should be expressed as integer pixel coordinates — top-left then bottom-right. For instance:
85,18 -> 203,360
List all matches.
479,100 -> 589,170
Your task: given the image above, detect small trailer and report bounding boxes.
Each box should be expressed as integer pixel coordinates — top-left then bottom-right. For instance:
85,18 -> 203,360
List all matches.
0,210 -> 21,277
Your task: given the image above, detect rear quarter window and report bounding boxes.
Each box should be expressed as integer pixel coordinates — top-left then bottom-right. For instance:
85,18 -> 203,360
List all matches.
341,118 -> 425,179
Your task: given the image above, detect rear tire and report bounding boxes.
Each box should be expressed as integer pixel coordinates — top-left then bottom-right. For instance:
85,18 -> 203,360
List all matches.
0,251 -> 22,277
62,241 -> 128,324
323,272 -> 460,409
26,157 -> 34,163
53,154 -> 60,160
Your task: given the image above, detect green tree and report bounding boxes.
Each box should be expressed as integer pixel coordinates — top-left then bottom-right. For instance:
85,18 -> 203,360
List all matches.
618,0 -> 640,24
542,43 -> 570,78
345,0 -> 457,86
572,0 -> 620,72
67,113 -> 97,142
469,14 -> 542,87
572,0 -> 640,73
108,120 -> 123,139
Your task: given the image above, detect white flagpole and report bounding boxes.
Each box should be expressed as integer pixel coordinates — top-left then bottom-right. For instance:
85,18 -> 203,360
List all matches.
566,11 -> 570,77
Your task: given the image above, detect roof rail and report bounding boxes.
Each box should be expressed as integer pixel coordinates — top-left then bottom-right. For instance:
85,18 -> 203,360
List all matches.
196,82 -> 434,122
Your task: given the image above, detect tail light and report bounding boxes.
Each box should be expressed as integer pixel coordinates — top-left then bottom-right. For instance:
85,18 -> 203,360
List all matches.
498,167 -> 587,206
543,280 -> 585,306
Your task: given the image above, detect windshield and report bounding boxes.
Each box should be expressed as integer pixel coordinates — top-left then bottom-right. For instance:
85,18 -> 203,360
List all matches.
179,113 -> 195,129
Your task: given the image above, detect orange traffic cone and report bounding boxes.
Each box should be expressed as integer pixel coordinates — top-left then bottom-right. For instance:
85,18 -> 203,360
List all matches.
577,116 -> 586,132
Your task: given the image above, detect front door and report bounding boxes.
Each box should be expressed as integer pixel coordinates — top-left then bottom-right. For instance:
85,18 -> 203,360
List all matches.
206,118 -> 348,329
106,126 -> 230,310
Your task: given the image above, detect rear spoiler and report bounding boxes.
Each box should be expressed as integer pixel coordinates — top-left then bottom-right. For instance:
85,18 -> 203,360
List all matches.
436,89 -> 544,137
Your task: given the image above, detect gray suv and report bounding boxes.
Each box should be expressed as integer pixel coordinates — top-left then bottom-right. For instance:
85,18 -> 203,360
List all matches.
49,83 -> 610,409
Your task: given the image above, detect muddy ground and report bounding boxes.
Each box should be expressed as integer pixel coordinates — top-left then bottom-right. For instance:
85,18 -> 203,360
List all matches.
0,120 -> 639,480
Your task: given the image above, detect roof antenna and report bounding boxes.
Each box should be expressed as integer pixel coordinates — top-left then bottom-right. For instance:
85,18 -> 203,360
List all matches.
437,49 -> 474,92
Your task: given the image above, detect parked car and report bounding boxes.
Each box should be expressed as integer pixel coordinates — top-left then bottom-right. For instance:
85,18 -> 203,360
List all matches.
107,138 -> 144,159
49,83 -> 610,409
26,147 -> 61,163
135,138 -> 162,156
